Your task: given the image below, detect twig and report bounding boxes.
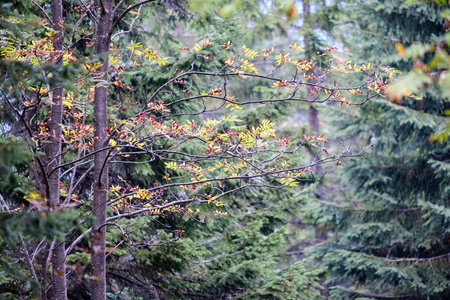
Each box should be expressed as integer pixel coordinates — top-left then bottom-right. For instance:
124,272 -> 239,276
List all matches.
110,0 -> 158,36
29,0 -> 52,24
19,234 -> 39,282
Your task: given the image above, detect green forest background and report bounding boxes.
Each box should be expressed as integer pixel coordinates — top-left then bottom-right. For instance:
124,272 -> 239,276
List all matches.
0,0 -> 449,299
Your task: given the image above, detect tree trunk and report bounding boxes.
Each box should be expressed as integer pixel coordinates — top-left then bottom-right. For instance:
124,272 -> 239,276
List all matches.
302,0 -> 311,51
308,106 -> 319,134
48,1 -> 67,299
91,1 -> 113,299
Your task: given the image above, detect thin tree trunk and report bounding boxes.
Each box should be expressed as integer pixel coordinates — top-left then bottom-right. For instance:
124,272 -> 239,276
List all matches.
303,0 -> 319,137
91,1 -> 113,299
48,1 -> 67,299
303,4 -> 328,297
303,0 -> 311,51
308,106 -> 319,134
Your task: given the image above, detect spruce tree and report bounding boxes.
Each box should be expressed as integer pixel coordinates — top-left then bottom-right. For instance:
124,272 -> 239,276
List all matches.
302,1 -> 450,298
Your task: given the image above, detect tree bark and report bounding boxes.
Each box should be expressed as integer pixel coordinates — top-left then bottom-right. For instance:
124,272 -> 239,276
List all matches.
91,1 -> 113,299
302,0 -> 311,51
48,1 -> 67,299
303,5 -> 328,296
308,106 -> 319,134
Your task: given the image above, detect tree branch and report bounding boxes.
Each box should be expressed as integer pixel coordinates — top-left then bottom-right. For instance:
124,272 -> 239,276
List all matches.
19,234 -> 39,282
110,0 -> 158,36
28,0 -> 52,24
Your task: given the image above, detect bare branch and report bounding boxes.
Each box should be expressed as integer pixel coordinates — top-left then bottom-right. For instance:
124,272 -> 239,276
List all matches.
110,0 -> 158,36
111,5 -> 144,40
19,234 -> 39,282
28,0 -> 52,24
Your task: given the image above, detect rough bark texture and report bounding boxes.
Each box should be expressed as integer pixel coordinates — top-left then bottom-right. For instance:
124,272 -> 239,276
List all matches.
91,1 -> 113,299
48,1 -> 67,299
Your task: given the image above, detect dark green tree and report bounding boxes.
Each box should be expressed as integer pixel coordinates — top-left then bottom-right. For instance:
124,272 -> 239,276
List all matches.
302,1 -> 450,298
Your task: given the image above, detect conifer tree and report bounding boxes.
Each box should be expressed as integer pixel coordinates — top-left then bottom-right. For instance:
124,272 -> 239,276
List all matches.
302,1 -> 450,298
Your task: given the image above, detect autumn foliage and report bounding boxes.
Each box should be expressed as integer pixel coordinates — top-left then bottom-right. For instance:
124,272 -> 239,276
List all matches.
0,2 -> 417,299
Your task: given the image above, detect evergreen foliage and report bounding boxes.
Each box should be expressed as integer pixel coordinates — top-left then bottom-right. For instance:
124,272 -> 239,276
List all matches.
302,1 -> 450,298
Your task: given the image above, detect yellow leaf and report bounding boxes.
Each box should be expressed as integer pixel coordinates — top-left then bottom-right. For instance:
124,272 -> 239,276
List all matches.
63,98 -> 73,109
165,161 -> 178,170
208,196 -> 217,204
395,43 -> 406,57
24,191 -> 44,201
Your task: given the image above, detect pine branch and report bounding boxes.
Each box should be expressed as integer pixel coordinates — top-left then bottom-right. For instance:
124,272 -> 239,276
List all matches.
334,286 -> 420,299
